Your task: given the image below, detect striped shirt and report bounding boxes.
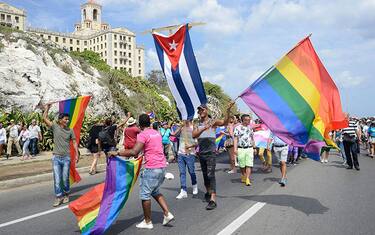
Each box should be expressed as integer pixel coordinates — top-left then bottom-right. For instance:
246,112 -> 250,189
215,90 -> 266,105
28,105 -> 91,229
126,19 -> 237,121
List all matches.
342,121 -> 359,138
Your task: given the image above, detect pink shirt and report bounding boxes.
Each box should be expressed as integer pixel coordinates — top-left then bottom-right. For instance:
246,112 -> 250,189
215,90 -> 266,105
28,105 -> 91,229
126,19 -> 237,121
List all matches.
137,128 -> 166,169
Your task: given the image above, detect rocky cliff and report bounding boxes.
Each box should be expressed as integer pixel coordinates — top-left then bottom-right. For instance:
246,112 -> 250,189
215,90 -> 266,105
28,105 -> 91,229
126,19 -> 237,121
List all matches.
0,28 -> 122,115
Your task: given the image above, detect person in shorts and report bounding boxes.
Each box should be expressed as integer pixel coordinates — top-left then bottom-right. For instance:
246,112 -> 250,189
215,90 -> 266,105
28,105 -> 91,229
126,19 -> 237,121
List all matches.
234,114 -> 254,186
368,122 -> 375,158
109,114 -> 174,230
273,135 -> 288,187
87,121 -> 104,175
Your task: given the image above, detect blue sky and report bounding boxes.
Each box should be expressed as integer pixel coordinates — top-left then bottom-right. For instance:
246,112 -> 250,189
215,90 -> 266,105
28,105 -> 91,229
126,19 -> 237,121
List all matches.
6,0 -> 375,117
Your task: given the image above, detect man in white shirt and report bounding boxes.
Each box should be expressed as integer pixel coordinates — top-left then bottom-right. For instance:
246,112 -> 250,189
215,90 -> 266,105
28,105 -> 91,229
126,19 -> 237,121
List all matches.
28,119 -> 42,157
0,123 -> 7,157
6,119 -> 22,159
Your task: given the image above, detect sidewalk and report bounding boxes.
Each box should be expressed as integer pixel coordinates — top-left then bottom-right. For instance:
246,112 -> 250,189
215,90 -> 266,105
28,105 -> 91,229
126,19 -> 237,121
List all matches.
0,148 -> 107,190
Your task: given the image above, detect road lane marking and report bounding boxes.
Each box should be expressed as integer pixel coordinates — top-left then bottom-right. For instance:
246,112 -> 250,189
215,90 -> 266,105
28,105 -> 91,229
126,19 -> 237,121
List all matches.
0,205 -> 68,229
217,202 -> 266,235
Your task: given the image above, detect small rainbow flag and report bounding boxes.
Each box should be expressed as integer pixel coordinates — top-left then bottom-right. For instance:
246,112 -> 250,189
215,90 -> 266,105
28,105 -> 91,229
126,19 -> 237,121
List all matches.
215,126 -> 226,150
58,96 -> 91,185
240,36 -> 347,160
69,156 -> 142,235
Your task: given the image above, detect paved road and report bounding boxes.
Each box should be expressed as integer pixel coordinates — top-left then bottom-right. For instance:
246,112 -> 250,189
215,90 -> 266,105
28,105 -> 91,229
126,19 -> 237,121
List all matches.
0,150 -> 374,235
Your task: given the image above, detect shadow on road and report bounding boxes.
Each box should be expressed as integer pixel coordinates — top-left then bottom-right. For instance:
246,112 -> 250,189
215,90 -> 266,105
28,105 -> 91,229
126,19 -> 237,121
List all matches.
236,194 -> 329,215
263,177 -> 279,182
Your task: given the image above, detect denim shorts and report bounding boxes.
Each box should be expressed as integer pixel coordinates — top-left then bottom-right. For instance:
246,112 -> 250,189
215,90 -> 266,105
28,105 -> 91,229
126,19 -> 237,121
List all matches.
139,168 -> 166,200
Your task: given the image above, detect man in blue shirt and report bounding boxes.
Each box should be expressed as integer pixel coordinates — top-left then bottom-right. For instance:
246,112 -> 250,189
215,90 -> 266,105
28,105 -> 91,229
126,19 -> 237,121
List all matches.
160,122 -> 171,161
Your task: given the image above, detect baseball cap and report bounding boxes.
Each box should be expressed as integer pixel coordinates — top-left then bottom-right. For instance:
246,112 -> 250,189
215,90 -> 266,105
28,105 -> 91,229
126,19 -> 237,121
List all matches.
197,104 -> 208,110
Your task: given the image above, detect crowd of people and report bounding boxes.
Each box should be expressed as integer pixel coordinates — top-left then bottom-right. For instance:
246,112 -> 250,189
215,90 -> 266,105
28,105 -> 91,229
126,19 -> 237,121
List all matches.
2,103 -> 373,230
0,119 -> 42,161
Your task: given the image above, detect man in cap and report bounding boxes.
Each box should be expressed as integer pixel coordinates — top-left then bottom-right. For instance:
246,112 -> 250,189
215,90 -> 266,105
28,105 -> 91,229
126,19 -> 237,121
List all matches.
6,119 -> 22,159
193,102 -> 234,210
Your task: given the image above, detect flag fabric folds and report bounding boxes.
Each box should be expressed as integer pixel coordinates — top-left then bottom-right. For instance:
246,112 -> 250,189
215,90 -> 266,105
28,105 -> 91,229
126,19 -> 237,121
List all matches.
58,96 -> 91,185
240,36 -> 347,160
69,156 -> 142,235
153,24 -> 207,120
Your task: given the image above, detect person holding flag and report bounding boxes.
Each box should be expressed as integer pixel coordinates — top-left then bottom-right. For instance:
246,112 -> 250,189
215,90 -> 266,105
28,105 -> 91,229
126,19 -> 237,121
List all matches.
193,102 -> 235,210
43,104 -> 79,207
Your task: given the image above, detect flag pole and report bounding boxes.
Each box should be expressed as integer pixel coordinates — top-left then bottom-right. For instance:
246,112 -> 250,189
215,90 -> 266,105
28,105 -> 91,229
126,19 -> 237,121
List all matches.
140,22 -> 206,35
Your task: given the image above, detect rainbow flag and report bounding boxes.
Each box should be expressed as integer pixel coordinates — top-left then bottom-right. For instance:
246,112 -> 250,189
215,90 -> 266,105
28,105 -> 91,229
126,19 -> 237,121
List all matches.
69,156 -> 142,235
215,126 -> 226,150
240,36 -> 347,160
58,96 -> 91,185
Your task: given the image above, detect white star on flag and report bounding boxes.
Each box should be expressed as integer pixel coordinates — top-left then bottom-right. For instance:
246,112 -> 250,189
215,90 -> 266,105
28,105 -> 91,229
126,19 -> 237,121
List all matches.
169,40 -> 178,51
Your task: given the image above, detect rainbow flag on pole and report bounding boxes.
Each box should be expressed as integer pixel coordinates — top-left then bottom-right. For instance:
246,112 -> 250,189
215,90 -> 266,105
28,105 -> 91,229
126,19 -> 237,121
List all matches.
69,156 -> 142,235
58,96 -> 91,185
240,36 -> 347,160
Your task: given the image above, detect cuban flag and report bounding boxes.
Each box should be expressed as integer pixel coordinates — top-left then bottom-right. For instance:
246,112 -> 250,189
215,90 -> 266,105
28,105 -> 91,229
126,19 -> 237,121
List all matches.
153,24 -> 207,120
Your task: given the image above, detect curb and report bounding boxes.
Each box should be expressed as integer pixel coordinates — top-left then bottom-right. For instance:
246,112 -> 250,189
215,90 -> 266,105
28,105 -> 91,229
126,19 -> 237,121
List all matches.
0,163 -> 107,190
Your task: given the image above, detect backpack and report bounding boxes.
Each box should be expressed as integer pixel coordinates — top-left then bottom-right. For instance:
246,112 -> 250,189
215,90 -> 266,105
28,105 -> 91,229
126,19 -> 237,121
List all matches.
98,126 -> 114,147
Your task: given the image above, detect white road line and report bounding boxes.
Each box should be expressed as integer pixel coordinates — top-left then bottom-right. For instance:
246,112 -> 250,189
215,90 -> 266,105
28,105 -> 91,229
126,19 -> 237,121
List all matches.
217,202 -> 266,235
0,205 -> 68,229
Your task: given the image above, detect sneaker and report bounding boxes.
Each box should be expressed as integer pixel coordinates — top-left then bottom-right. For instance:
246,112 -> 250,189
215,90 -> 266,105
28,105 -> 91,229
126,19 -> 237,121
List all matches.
206,200 -> 217,210
342,160 -> 347,165
204,192 -> 211,202
320,159 -> 324,163
53,197 -> 63,207
324,159 -> 328,163
279,178 -> 287,187
162,212 -> 175,226
62,195 -> 69,204
245,178 -> 252,186
192,184 -> 198,195
227,169 -> 236,174
176,190 -> 188,199
136,220 -> 153,229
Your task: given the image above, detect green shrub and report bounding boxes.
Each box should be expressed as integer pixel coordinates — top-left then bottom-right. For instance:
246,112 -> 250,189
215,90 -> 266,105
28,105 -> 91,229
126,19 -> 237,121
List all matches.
70,50 -> 110,72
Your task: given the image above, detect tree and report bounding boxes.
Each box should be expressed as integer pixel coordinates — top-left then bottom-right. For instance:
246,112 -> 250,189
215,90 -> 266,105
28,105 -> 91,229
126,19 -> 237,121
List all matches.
146,70 -> 167,88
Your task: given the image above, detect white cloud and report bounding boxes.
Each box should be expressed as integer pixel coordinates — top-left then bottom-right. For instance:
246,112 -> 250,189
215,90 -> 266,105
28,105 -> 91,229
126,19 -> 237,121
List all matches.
335,71 -> 365,88
145,48 -> 160,71
187,0 -> 244,35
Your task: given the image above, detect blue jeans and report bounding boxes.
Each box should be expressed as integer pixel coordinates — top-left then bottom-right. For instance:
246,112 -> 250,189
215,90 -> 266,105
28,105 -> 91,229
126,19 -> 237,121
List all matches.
22,139 -> 30,155
177,154 -> 197,191
52,155 -> 71,197
336,141 -> 346,161
139,168 -> 166,200
29,138 -> 39,156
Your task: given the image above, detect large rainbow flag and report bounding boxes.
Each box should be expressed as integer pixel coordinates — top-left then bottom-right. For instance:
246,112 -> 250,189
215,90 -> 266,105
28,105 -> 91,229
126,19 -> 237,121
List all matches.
240,36 -> 347,160
69,156 -> 142,235
58,96 -> 91,185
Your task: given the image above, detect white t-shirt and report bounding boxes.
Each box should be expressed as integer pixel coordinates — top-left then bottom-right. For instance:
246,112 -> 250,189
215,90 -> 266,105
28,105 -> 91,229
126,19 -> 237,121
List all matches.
9,125 -> 19,138
29,125 -> 41,139
0,128 -> 6,142
19,130 -> 31,141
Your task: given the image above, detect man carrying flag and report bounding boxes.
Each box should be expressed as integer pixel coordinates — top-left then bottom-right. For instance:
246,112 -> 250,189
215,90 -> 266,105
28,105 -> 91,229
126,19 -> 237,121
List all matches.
43,104 -> 79,207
